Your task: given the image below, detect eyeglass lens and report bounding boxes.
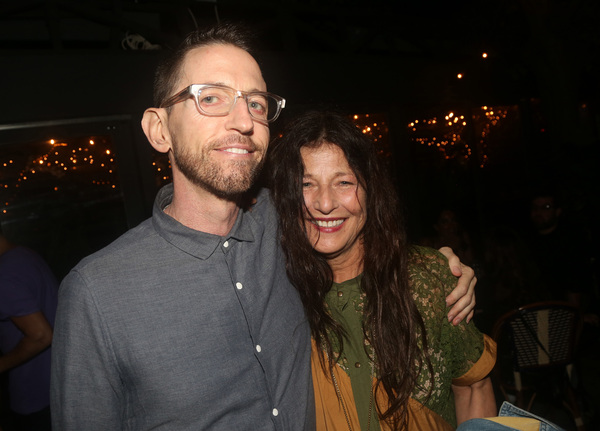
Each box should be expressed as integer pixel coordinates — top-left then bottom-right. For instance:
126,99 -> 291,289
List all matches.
196,87 -> 278,121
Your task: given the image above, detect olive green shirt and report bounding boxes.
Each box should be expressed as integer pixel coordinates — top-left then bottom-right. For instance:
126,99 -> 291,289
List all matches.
326,274 -> 381,431
324,246 -> 488,428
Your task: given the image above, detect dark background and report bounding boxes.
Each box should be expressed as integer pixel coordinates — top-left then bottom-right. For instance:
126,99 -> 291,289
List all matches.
1,0 -> 599,279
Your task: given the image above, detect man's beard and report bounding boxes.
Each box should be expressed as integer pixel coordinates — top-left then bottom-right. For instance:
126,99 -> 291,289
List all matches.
171,135 -> 264,199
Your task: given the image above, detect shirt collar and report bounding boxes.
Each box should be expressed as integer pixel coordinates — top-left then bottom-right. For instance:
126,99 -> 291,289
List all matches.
152,183 -> 256,259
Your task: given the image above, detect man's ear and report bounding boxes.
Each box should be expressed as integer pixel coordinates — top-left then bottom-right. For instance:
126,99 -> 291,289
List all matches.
141,107 -> 171,154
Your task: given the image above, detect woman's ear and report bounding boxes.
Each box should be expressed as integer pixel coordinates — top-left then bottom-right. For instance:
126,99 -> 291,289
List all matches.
141,107 -> 171,154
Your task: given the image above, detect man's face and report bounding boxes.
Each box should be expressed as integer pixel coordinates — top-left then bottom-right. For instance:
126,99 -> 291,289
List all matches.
530,196 -> 560,233
165,44 -> 270,198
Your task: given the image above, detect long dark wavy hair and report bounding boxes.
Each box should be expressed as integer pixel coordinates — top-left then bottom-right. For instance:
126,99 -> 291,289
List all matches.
267,111 -> 433,429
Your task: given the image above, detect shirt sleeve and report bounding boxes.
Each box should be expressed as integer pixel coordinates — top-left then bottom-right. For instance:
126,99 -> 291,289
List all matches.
0,252 -> 41,319
451,334 -> 497,386
431,248 -> 493,380
410,246 -> 496,384
50,270 -> 123,430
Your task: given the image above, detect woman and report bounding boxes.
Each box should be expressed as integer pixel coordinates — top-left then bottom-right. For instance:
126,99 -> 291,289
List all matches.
268,111 -> 497,430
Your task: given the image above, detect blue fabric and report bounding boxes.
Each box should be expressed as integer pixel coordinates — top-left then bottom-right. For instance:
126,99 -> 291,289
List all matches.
457,418 -> 522,431
456,402 -> 566,431
498,402 -> 565,431
0,246 -> 59,414
51,184 -> 314,430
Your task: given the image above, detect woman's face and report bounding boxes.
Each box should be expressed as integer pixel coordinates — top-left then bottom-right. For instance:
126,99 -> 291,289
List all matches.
301,143 -> 367,264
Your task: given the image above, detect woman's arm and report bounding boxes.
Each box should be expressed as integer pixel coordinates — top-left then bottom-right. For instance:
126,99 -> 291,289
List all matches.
439,246 -> 477,325
452,376 -> 497,425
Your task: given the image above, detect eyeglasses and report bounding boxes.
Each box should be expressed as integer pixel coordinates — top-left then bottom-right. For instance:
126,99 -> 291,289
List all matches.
160,84 -> 286,123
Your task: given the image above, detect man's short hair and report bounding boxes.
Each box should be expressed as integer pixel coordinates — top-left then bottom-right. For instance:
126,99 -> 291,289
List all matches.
153,22 -> 256,108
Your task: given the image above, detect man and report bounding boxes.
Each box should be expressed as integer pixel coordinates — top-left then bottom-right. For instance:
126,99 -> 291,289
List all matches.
51,23 -> 476,430
0,231 -> 58,431
528,189 -> 594,306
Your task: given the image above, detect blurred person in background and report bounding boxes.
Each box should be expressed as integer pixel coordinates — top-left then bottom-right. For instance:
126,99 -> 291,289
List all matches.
421,208 -> 475,267
0,227 -> 58,431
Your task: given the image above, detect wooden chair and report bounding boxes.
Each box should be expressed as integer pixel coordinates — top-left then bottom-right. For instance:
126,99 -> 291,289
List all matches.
491,301 -> 585,431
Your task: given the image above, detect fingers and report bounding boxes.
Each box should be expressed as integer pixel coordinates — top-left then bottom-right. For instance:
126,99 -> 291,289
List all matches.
445,263 -> 474,305
446,264 -> 477,325
439,245 -> 477,325
467,309 -> 474,323
448,294 -> 476,326
439,246 -> 463,277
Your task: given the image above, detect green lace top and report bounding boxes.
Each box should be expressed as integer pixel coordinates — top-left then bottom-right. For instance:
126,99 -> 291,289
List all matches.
324,246 -> 486,428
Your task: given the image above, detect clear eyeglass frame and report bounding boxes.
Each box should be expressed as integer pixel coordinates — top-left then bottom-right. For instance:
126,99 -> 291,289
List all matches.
159,83 -> 286,123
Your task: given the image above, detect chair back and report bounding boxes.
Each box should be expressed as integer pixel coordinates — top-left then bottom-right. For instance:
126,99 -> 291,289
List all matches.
491,301 -> 586,430
492,301 -> 581,371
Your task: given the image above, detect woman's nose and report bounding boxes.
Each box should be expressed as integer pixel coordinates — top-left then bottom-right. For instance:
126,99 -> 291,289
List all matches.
313,187 -> 337,214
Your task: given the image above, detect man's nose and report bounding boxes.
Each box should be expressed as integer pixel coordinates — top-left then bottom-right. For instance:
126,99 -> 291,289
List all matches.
225,97 -> 254,134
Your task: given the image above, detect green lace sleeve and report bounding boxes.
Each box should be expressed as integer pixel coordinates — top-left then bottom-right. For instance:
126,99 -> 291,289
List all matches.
408,245 -> 486,425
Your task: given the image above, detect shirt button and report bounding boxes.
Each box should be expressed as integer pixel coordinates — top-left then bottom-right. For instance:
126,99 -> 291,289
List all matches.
236,282 -> 243,290
272,408 -> 279,417
355,362 -> 361,368
337,291 -> 343,297
256,345 -> 262,352
223,240 -> 229,248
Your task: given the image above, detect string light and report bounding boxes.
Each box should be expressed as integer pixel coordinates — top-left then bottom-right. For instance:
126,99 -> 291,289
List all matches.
408,106 -> 507,167
153,151 -> 172,188
350,113 -> 391,163
0,136 -> 120,216
0,106 -> 512,216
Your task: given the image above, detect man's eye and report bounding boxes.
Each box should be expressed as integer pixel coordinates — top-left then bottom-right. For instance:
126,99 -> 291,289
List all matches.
201,95 -> 219,104
249,101 -> 266,111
